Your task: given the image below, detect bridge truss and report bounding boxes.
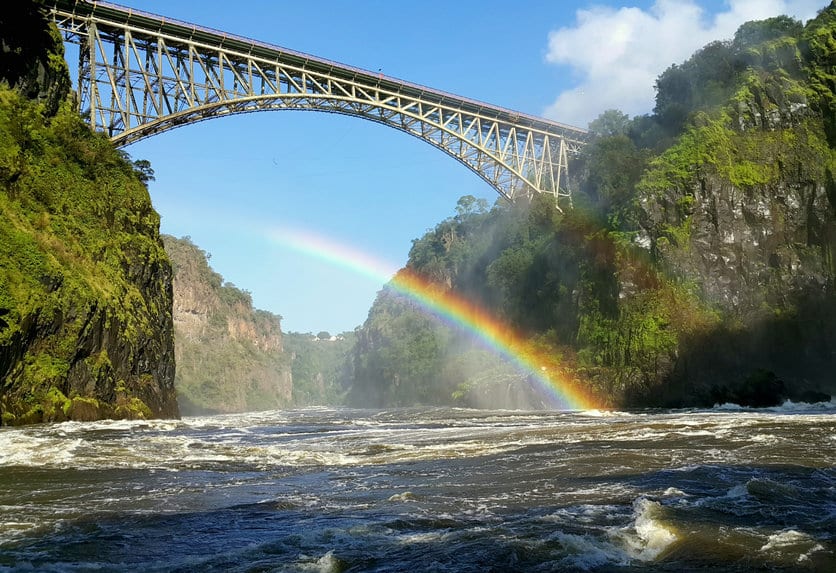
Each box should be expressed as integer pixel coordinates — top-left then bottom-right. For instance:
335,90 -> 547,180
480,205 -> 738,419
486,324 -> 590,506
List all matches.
47,0 -> 588,209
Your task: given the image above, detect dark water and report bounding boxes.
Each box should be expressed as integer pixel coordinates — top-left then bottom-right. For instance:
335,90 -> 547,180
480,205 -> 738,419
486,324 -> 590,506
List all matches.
1,404 -> 834,572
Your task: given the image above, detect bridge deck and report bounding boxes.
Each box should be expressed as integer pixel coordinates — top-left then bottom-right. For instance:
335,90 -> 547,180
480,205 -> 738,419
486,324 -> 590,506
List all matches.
51,0 -> 588,144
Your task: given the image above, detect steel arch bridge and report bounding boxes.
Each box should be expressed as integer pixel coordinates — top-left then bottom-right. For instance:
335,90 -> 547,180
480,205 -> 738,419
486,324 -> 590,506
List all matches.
47,0 -> 589,209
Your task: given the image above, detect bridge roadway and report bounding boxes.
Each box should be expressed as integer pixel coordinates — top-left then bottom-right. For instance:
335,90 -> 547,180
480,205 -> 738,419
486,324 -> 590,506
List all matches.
48,0 -> 589,207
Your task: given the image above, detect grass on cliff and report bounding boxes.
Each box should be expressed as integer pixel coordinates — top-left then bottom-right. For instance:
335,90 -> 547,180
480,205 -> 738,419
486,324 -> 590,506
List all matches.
0,87 -> 166,337
0,85 -> 170,422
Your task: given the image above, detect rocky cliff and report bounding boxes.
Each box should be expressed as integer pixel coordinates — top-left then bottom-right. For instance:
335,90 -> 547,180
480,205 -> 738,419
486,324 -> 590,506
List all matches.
636,8 -> 836,403
163,236 -> 292,414
347,7 -> 836,409
0,1 -> 70,117
0,3 -> 178,424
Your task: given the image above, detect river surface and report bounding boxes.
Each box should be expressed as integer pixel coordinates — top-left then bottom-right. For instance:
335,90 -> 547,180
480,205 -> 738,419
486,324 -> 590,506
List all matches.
1,404 -> 834,572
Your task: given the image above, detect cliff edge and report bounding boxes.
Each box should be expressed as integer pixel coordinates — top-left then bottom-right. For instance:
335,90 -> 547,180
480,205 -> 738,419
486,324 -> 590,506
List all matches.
0,2 -> 178,424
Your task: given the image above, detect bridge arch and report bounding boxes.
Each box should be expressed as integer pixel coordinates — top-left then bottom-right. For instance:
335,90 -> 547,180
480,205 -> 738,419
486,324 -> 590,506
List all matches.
48,0 -> 588,209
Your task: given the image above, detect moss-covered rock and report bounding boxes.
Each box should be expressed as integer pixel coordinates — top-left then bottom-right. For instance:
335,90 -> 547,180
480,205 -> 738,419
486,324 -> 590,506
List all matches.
67,396 -> 102,422
635,6 -> 836,402
0,2 -> 178,424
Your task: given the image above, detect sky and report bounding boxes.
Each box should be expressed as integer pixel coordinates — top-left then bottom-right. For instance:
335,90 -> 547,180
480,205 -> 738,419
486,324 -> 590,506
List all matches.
89,0 -> 827,334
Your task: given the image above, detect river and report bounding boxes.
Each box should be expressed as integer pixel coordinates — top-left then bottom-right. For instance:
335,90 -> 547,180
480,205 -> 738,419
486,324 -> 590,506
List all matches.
1,403 -> 834,572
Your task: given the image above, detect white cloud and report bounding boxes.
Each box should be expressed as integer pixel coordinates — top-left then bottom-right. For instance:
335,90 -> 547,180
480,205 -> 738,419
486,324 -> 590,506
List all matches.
544,0 -> 826,128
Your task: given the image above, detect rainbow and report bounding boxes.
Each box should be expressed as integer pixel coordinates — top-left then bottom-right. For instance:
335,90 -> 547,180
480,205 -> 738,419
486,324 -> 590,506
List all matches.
267,226 -> 597,410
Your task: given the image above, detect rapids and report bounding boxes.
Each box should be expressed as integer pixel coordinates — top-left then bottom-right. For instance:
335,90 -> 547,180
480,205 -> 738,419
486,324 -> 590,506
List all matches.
1,403 -> 834,571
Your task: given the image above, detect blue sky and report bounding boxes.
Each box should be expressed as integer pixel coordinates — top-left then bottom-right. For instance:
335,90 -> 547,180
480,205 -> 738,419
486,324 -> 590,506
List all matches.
100,0 -> 825,334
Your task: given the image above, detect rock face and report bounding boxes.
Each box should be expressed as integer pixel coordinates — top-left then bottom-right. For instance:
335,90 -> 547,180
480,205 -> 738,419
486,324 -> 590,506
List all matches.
637,11 -> 836,402
0,2 -> 178,424
643,164 -> 835,403
0,1 -> 70,117
163,236 -> 292,415
645,146 -> 834,317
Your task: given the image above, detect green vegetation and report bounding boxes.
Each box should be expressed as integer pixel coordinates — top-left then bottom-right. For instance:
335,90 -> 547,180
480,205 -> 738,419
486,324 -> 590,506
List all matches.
283,331 -> 354,405
0,6 -> 177,424
349,6 -> 836,408
2,2 -> 833,418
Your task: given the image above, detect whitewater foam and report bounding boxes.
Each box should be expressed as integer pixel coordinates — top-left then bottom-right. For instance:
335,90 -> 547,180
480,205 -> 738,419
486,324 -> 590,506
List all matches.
760,529 -> 815,552
578,409 -> 639,418
1,407 -> 834,571
713,398 -> 836,413
613,498 -> 677,562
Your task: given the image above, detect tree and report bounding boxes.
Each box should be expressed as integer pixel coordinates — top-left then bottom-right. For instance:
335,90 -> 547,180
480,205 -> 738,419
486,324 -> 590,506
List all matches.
588,109 -> 631,138
653,63 -> 692,134
583,134 -> 648,229
132,159 -> 155,184
317,331 -> 331,340
733,16 -> 803,50
455,194 -> 488,219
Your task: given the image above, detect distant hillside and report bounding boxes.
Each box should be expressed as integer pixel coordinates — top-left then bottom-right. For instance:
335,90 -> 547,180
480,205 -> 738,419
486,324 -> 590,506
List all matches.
162,235 -> 292,415
283,331 -> 354,406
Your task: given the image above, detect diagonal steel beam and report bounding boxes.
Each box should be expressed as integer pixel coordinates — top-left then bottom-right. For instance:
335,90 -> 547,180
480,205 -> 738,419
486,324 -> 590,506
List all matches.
46,0 -> 589,209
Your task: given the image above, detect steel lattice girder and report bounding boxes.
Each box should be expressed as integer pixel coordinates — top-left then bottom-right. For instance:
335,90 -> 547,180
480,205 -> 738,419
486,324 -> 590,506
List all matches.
48,0 -> 589,208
